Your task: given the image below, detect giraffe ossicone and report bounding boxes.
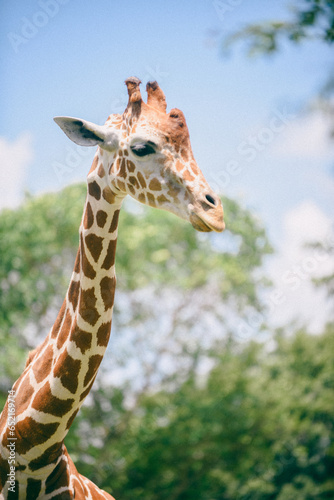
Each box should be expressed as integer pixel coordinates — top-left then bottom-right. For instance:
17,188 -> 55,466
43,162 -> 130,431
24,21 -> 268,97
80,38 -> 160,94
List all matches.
0,77 -> 224,499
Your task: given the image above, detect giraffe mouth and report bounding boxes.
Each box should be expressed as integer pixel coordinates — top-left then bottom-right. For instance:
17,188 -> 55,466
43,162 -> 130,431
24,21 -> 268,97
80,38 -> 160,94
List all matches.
189,212 -> 225,233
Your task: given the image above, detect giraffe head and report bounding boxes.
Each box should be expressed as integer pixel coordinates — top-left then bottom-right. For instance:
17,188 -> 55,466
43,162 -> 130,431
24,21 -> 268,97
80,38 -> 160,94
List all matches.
54,77 -> 224,232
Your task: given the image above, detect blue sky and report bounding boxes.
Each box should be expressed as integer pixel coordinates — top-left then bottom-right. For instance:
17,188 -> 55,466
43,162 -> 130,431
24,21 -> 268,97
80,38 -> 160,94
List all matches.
1,0 -> 333,329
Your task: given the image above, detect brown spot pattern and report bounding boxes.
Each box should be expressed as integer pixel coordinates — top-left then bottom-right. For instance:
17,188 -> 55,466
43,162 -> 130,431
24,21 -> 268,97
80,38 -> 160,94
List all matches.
45,457 -> 69,493
137,171 -> 147,188
167,185 -> 181,202
70,323 -> 92,354
79,287 -> 99,326
100,276 -> 116,310
73,251 -> 80,273
32,344 -> 54,384
96,210 -> 108,228
88,181 -> 101,200
83,202 -> 94,229
129,175 -> 140,189
190,162 -> 200,176
66,409 -> 79,430
68,280 -> 80,311
119,158 -> 126,178
102,187 -> 116,204
84,355 -> 103,386
7,481 -> 19,498
114,157 -> 121,173
96,322 -> 111,347
80,234 -> 96,279
183,169 -> 195,182
13,417 -> 59,455
157,194 -> 169,204
13,375 -> 34,417
57,308 -> 72,350
117,179 -> 126,191
97,163 -> 105,178
138,192 -> 146,204
109,161 -> 116,176
175,160 -> 184,172
149,178 -> 162,191
109,209 -> 120,233
147,192 -> 156,206
101,239 -> 117,270
0,456 -> 9,490
51,300 -> 66,338
26,478 -> 42,500
53,351 -> 80,394
128,184 -> 135,195
85,233 -> 103,262
127,159 -> 135,172
31,381 -> 74,417
30,441 -> 63,472
79,376 -> 96,402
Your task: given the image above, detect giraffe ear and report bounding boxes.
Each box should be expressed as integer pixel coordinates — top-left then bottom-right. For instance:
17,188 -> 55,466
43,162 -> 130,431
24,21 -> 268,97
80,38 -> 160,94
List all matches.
54,116 -> 119,151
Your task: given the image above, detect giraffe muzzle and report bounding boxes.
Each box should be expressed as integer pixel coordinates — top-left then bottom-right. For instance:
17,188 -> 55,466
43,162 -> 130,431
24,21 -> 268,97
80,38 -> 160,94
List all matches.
189,194 -> 225,233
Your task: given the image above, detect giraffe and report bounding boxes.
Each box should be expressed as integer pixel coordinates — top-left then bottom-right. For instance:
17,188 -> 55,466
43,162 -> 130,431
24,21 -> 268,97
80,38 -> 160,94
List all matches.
0,77 -> 224,499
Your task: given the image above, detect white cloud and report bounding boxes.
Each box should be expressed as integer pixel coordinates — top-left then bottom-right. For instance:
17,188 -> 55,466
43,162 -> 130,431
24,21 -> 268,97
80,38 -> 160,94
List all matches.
0,133 -> 34,210
272,113 -> 334,161
265,201 -> 334,332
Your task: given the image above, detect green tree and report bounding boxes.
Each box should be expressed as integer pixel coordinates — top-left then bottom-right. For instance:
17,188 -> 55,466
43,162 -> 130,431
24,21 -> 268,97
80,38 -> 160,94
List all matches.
222,0 -> 334,134
66,325 -> 334,499
309,239 -> 334,311
224,0 -> 334,55
0,184 -> 86,403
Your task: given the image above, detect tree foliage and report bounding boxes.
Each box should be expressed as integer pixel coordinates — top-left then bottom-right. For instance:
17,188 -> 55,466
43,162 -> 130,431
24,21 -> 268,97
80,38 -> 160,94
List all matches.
309,239 -> 334,310
225,0 -> 334,56
222,0 -> 334,136
66,325 -> 334,499
0,185 -> 85,396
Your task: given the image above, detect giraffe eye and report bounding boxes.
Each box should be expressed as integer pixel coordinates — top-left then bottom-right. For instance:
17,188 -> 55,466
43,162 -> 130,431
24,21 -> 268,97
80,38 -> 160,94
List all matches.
130,143 -> 156,157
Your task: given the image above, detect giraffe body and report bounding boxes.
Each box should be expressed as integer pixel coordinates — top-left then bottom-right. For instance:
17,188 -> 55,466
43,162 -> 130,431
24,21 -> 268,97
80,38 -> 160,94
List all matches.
0,78 -> 224,499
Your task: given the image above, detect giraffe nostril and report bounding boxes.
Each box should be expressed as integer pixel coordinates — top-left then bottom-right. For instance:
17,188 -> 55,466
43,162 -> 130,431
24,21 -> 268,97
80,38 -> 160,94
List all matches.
205,194 -> 217,206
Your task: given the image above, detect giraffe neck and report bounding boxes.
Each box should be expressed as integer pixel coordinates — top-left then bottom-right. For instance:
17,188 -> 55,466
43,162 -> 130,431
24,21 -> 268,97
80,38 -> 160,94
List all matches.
0,163 -> 125,482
